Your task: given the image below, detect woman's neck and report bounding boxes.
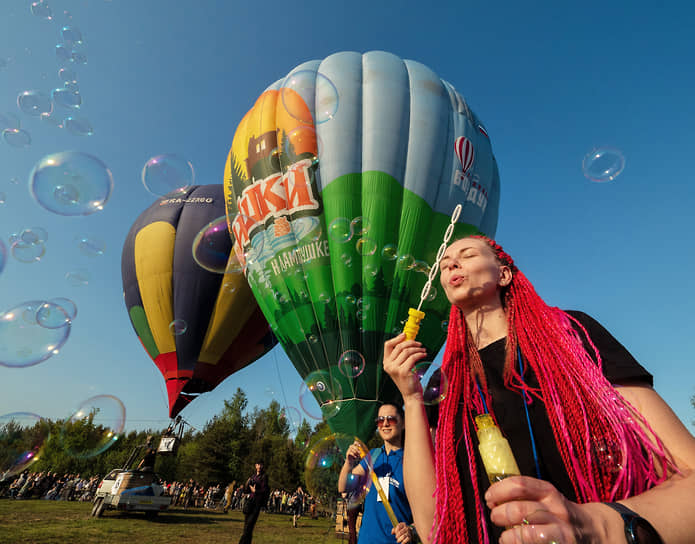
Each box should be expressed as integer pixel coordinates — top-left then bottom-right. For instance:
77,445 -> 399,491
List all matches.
462,303 -> 508,349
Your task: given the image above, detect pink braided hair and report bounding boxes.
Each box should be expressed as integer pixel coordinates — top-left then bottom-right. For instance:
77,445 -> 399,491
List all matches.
432,236 -> 675,543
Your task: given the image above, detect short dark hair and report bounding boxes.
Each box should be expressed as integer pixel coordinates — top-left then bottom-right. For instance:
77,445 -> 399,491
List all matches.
378,402 -> 404,420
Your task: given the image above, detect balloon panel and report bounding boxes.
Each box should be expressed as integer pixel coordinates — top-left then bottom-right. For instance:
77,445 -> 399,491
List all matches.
224,51 -> 499,441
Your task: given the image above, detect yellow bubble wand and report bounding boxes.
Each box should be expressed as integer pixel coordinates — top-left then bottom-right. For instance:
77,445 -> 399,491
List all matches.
402,204 -> 462,340
355,442 -> 400,528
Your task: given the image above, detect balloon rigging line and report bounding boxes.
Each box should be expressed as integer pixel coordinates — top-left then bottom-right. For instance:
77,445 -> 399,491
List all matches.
272,348 -> 292,419
416,203 -> 462,311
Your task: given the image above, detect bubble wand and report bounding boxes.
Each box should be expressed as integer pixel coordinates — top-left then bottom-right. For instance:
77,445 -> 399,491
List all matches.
402,204 -> 462,340
355,442 -> 400,528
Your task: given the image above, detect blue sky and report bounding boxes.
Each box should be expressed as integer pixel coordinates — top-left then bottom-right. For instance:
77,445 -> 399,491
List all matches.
1,0 -> 694,437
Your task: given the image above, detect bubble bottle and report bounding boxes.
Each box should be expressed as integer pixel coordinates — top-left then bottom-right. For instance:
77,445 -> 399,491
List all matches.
474,413 -> 520,483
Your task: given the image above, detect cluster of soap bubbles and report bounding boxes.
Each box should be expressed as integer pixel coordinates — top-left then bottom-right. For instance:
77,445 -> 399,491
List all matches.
582,147 -> 625,183
142,154 -> 195,197
30,151 -> 113,215
8,227 -> 48,263
0,298 -> 76,368
304,433 -> 371,508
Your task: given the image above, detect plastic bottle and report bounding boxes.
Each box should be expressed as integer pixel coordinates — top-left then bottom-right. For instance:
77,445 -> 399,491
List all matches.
474,414 -> 521,483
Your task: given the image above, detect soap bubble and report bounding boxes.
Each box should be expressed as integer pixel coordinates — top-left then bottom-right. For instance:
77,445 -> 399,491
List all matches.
35,301 -> 71,329
381,244 -> 397,261
55,45 -> 71,64
355,237 -> 377,256
299,370 -> 342,420
19,227 -> 48,244
192,216 -> 233,274
70,43 -> 87,65
305,434 -> 371,508
413,361 -> 448,406
61,26 -> 82,47
52,87 -> 81,108
30,1 -> 52,19
0,412 -> 51,479
582,147 -> 625,182
2,128 -> 31,147
58,67 -> 77,84
281,70 -> 339,124
77,237 -> 105,257
63,116 -> 93,136
11,240 -> 45,263
17,91 -> 52,117
397,254 -> 415,270
350,217 -> 369,237
338,350 -> 366,378
142,154 -> 194,197
0,300 -> 71,367
62,395 -> 125,458
328,218 -> 352,243
65,269 -> 89,286
169,319 -> 187,335
30,151 -> 113,215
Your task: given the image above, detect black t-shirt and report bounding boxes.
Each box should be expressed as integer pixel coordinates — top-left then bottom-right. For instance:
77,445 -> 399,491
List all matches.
427,311 -> 652,543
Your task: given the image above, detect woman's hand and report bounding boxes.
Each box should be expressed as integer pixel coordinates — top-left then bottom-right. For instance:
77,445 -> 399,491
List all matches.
345,442 -> 363,466
485,476 -> 602,544
383,333 -> 428,402
391,521 -> 414,543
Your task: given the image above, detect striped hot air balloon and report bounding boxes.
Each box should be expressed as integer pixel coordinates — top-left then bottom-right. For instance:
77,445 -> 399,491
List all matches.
121,184 -> 276,417
454,136 -> 474,175
224,51 -> 500,441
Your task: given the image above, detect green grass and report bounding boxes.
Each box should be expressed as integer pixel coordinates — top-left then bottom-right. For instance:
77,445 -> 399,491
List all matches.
0,500 -> 347,543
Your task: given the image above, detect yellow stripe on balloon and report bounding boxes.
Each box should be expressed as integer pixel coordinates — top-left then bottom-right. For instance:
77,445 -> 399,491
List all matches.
199,260 -> 256,364
134,222 -> 177,355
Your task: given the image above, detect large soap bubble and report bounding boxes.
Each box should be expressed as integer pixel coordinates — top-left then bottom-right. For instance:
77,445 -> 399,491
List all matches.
0,300 -> 71,367
0,412 -> 51,480
29,151 -> 113,215
192,216 -> 233,273
61,395 -> 125,458
141,154 -> 194,197
304,433 -> 372,509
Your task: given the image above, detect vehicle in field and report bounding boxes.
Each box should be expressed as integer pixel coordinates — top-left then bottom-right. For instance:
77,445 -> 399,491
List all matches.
90,418 -> 185,519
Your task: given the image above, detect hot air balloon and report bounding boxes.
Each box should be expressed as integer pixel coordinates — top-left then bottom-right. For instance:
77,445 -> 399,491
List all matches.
223,51 -> 500,441
122,184 -> 276,417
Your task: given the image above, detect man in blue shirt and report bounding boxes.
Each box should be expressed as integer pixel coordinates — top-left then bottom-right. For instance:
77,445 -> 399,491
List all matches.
338,403 -> 415,544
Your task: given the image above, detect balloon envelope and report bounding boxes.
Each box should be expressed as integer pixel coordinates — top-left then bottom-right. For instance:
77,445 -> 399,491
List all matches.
224,51 -> 499,440
122,185 -> 276,417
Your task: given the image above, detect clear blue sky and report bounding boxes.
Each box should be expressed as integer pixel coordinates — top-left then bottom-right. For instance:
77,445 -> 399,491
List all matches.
1,0 -> 694,436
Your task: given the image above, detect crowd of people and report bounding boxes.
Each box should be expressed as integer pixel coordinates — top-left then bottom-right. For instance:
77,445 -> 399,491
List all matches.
0,469 -> 317,519
0,471 -> 101,502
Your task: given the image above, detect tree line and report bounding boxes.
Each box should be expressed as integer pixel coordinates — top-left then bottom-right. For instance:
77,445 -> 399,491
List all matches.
1,388 -> 380,501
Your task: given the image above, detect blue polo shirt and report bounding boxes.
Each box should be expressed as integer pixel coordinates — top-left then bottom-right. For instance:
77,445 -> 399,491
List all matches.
357,446 -> 413,544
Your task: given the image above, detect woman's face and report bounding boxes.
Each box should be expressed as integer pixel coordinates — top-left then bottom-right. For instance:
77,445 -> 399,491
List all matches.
439,238 -> 510,310
376,404 -> 404,443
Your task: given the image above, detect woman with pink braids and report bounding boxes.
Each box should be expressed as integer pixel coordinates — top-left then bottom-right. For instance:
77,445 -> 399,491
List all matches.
383,235 -> 695,544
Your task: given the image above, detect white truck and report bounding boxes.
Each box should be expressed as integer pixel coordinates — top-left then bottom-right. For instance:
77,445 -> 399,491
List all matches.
91,468 -> 171,518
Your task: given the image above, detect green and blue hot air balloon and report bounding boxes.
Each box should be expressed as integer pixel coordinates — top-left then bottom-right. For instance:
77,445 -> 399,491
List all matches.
224,51 -> 500,441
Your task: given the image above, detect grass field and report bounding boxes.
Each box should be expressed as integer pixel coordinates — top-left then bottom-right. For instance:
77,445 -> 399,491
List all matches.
0,500 -> 346,543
